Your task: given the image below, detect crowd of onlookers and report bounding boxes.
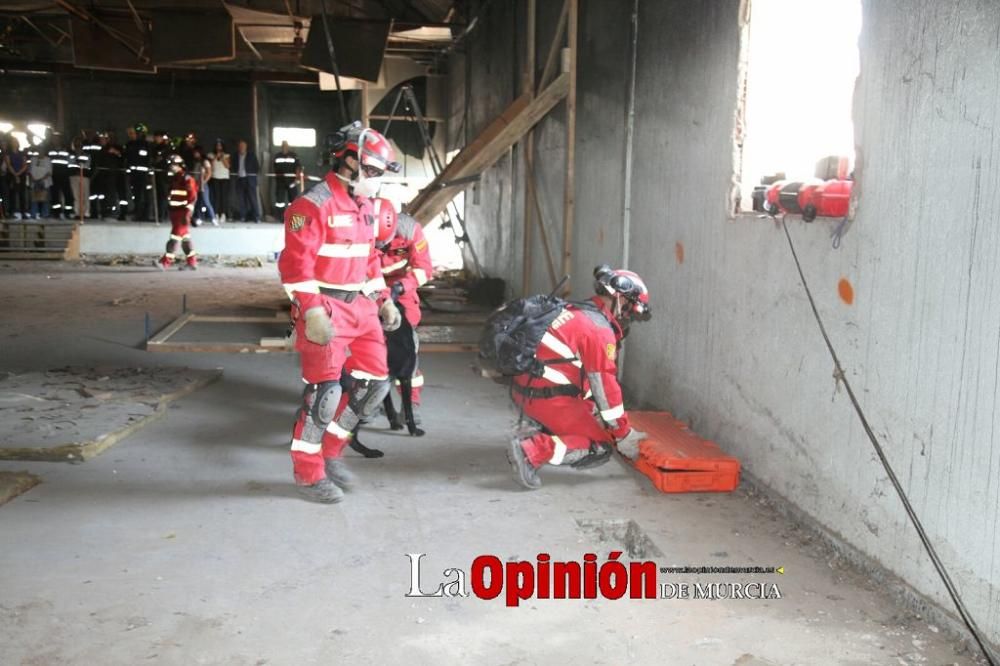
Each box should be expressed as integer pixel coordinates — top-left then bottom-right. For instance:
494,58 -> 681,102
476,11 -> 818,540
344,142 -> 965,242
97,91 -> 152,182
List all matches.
0,124 -> 304,225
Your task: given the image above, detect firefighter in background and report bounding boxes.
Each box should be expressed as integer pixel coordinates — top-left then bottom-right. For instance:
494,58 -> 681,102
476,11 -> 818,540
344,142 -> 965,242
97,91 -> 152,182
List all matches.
125,123 -> 151,221
69,135 -> 90,219
506,265 -> 653,489
379,208 -> 433,423
272,140 -> 302,216
151,130 -> 172,222
91,131 -> 124,219
80,131 -> 102,217
47,133 -> 74,219
278,122 -> 402,504
156,154 -> 198,270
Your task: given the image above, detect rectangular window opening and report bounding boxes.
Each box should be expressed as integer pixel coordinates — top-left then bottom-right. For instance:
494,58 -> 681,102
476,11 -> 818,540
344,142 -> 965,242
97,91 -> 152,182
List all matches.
738,0 -> 862,216
272,127 -> 316,148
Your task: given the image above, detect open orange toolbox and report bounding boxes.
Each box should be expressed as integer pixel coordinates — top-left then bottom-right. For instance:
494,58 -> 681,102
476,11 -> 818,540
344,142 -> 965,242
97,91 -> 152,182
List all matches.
626,411 -> 741,493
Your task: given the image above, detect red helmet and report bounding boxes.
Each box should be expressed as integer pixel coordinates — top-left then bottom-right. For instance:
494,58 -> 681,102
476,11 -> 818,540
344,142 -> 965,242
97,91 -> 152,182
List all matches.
373,197 -> 398,247
594,265 -> 651,322
332,122 -> 401,175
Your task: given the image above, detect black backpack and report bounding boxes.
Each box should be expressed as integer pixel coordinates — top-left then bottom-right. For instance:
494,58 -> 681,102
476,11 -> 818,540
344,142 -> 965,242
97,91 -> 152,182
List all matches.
478,293 -> 569,377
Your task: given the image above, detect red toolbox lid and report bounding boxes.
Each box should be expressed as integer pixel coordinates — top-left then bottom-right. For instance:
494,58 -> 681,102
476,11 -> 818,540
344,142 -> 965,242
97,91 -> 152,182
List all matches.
629,411 -> 740,472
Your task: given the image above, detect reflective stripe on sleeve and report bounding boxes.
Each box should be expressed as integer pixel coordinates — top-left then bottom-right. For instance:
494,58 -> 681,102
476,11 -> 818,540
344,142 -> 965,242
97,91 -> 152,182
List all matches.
412,268 -> 429,286
317,243 -> 372,258
381,258 -> 408,274
600,405 -> 625,421
282,280 -> 321,299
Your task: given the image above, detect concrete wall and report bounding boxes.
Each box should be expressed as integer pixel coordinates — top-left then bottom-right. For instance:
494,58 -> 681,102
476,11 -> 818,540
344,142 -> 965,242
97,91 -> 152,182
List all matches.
80,223 -> 283,258
455,0 -> 1000,648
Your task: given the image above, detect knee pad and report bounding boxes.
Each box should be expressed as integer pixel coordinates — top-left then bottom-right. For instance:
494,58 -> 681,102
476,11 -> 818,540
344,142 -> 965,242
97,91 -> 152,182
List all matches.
566,442 -> 614,470
303,380 -> 342,426
337,376 -> 390,432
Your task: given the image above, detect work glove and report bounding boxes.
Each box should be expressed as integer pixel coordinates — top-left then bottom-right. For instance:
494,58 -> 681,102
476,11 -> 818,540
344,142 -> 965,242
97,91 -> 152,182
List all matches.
303,306 -> 334,345
379,300 -> 402,332
616,428 -> 648,461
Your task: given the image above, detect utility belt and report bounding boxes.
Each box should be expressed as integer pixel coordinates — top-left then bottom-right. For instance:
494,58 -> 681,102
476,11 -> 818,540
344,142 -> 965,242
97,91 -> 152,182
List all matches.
511,383 -> 581,400
320,286 -> 360,303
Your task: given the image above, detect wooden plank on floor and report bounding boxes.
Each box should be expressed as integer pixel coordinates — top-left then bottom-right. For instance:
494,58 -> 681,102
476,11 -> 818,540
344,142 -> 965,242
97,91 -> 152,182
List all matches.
147,312 -> 196,345
0,471 -> 41,506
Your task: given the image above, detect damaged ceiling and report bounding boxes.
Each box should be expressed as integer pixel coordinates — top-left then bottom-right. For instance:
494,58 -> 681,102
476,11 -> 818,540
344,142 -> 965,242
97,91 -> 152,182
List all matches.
0,0 -> 466,77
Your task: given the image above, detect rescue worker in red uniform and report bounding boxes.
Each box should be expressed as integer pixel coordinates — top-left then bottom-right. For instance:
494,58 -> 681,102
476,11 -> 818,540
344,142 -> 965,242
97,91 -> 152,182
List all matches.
506,265 -> 653,489
156,154 -> 199,270
279,122 -> 402,503
378,209 -> 433,420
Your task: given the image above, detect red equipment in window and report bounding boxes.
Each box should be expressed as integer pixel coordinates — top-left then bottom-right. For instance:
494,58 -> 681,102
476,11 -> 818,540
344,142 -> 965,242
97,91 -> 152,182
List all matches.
800,179 -> 853,222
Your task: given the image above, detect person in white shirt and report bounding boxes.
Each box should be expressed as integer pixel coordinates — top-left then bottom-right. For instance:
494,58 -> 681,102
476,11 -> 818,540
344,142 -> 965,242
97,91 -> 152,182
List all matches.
210,139 -> 231,223
28,152 -> 52,219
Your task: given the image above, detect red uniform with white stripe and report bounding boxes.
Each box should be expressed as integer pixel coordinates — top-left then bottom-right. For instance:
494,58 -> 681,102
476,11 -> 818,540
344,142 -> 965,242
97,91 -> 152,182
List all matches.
278,172 -> 388,483
379,213 -> 432,402
160,172 -> 198,267
511,297 -> 631,468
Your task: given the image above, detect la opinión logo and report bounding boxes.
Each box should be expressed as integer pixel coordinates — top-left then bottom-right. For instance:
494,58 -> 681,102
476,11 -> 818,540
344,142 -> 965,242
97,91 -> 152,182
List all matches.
405,552 -> 658,607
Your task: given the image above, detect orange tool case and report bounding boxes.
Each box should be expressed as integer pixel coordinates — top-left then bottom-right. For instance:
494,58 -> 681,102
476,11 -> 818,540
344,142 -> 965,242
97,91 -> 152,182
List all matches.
626,411 -> 741,493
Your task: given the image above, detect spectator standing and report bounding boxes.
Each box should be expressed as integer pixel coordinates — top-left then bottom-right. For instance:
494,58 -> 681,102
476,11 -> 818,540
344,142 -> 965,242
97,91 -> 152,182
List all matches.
69,135 -> 91,219
152,130 -> 172,222
233,140 -> 261,223
80,131 -> 102,218
191,147 -> 218,226
209,139 -> 230,223
272,140 -> 302,216
125,123 -> 152,221
47,133 -> 74,219
4,136 -> 28,219
28,149 -> 52,219
0,134 -> 10,218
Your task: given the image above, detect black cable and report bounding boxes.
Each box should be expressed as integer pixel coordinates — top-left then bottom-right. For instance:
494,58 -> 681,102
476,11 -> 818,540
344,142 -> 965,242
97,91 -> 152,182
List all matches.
319,0 -> 348,125
780,216 -> 998,666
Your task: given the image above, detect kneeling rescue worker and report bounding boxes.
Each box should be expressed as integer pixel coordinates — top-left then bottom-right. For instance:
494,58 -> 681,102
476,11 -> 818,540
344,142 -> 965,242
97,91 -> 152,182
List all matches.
157,154 -> 198,270
278,122 -> 402,503
507,265 -> 652,489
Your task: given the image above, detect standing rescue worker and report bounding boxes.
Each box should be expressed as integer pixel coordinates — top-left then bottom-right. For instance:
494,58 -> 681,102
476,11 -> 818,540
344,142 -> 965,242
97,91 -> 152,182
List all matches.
151,130 -> 171,222
125,123 -> 151,221
379,209 -> 433,422
506,265 -> 653,489
278,122 -> 402,504
272,140 -> 302,216
156,154 -> 198,270
69,135 -> 90,219
46,133 -> 74,219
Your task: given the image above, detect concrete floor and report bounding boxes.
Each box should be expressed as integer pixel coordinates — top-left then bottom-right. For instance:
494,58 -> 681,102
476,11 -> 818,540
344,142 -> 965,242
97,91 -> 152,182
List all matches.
0,263 -> 983,665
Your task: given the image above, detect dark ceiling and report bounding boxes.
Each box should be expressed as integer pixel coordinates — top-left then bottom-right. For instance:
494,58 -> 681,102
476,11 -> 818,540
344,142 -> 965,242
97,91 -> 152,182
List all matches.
0,0 -> 467,78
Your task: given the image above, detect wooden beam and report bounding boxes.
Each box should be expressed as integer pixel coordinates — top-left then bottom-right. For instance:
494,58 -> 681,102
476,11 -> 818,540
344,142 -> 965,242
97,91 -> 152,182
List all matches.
561,0 -> 578,293
521,0 -> 536,297
538,0 -> 569,95
407,73 -> 570,225
525,155 -> 559,290
147,312 -> 195,345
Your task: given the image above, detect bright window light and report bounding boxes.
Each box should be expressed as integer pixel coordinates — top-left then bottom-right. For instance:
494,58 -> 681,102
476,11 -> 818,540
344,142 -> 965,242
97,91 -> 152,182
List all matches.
10,131 -> 28,148
27,123 -> 49,138
0,122 -> 13,133
272,127 -> 316,148
739,0 -> 862,208
31,135 -> 44,146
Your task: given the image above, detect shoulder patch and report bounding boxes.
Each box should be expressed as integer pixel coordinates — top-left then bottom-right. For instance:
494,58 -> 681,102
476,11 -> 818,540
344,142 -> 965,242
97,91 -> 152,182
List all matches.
303,182 -> 332,207
580,308 -> 614,332
289,213 -> 306,232
397,213 -> 418,241
414,238 -> 428,252
606,343 -> 617,361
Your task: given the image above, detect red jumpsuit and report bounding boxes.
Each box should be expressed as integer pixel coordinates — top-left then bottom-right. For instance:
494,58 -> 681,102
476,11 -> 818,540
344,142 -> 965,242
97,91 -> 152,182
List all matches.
278,172 -> 389,484
379,213 -> 433,403
511,297 -> 631,469
159,172 -> 198,268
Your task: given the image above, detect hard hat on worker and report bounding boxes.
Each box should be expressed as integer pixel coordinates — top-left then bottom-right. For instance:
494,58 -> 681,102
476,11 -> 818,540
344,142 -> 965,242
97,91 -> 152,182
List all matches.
372,197 -> 398,248
593,264 -> 652,323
